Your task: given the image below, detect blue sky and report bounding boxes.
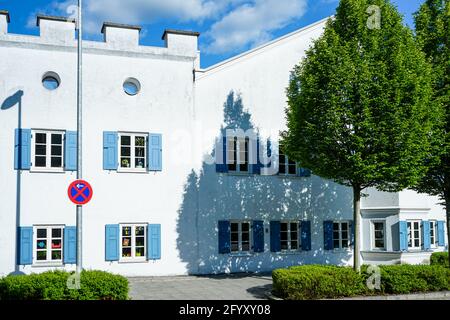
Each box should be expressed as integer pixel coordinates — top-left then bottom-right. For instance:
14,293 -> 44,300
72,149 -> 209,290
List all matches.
0,0 -> 424,68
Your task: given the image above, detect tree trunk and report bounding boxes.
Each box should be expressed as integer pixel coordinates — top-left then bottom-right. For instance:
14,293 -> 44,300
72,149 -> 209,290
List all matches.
353,186 -> 361,272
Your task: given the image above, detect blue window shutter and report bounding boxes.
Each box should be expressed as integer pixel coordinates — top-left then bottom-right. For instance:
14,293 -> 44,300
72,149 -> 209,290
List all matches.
437,221 -> 445,246
298,167 -> 311,177
218,221 -> 230,254
105,224 -> 119,261
64,131 -> 77,171
148,134 -> 162,171
252,221 -> 264,253
216,136 -> 228,173
323,221 -> 334,250
63,226 -> 77,264
301,221 -> 311,251
103,132 -> 118,170
147,224 -> 161,260
251,137 -> 261,175
14,129 -> 31,170
270,221 -> 281,252
18,227 -> 33,265
422,221 -> 431,251
399,221 -> 408,251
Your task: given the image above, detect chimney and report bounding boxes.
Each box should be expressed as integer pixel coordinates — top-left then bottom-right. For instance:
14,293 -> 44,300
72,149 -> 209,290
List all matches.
101,22 -> 141,49
37,15 -> 75,44
0,10 -> 10,35
162,29 -> 200,56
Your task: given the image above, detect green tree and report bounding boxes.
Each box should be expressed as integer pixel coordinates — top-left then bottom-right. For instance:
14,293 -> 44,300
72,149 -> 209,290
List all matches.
282,0 -> 439,271
414,0 -> 450,266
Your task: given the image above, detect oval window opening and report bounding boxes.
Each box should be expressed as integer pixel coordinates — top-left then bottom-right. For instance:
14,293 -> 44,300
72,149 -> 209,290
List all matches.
42,72 -> 61,90
123,78 -> 140,96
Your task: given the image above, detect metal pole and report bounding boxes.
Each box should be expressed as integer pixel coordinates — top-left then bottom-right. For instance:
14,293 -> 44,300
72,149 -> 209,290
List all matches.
76,0 -> 83,275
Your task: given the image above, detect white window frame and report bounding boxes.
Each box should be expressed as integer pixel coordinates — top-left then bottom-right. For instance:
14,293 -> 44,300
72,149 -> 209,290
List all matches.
119,224 -> 147,261
118,132 -> 148,173
430,220 -> 437,248
227,136 -> 249,173
230,221 -> 251,253
33,225 -> 64,265
280,221 -> 301,252
407,220 -> 422,250
333,221 -> 350,250
371,220 -> 386,251
278,149 -> 297,176
30,130 -> 65,172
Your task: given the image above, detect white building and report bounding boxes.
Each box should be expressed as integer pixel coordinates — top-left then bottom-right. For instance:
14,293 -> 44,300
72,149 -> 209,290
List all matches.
0,11 -> 447,277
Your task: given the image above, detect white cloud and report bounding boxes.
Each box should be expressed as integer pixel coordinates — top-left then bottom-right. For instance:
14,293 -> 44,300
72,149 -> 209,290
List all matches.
203,0 -> 307,54
28,0 -> 308,55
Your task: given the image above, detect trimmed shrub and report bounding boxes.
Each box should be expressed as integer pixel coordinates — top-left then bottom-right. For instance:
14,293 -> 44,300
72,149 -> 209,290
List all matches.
272,265 -> 367,300
273,264 -> 450,300
430,252 -> 449,267
0,270 -> 128,300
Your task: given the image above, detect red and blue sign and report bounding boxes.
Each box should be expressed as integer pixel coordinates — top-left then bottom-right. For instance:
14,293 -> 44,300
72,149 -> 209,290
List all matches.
68,180 -> 93,205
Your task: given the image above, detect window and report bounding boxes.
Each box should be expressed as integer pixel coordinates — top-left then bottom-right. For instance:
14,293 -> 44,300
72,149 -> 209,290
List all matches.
372,221 -> 385,250
31,130 -> 64,171
120,224 -> 146,260
333,221 -> 350,249
280,221 -> 300,251
407,220 -> 422,249
34,226 -> 63,264
42,72 -> 60,90
123,78 -> 141,96
279,148 -> 297,175
119,133 -> 147,171
230,221 -> 251,253
227,137 -> 249,173
430,220 -> 437,247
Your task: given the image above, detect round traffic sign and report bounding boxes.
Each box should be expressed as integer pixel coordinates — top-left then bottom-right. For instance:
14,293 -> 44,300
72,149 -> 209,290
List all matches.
68,180 -> 93,205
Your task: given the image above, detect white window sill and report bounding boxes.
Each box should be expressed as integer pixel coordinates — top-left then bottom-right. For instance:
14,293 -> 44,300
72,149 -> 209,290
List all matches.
32,262 -> 64,267
30,168 -> 65,174
229,252 -> 253,257
118,258 -> 147,263
117,169 -> 148,174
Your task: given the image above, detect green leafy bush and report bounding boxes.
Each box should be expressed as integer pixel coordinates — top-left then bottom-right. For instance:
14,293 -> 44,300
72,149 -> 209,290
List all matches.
0,270 -> 128,300
430,252 -> 449,267
273,264 -> 450,300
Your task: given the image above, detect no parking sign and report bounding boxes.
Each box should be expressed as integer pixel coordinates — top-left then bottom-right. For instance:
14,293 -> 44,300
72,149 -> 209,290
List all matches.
68,180 -> 93,205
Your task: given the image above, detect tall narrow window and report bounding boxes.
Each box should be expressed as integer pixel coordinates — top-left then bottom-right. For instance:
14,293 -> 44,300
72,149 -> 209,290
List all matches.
227,137 -> 249,173
120,224 -> 146,260
280,221 -> 300,251
372,221 -> 385,250
430,220 -> 437,247
279,148 -> 297,175
230,221 -> 251,253
34,226 -> 63,264
407,220 -> 422,249
333,221 -> 350,249
119,133 -> 147,171
31,130 -> 64,171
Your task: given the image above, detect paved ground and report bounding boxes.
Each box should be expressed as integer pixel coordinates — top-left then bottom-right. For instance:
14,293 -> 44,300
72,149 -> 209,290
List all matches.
128,273 -> 272,300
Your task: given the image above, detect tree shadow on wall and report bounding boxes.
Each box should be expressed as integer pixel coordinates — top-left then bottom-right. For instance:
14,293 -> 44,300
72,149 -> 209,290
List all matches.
177,91 -> 353,275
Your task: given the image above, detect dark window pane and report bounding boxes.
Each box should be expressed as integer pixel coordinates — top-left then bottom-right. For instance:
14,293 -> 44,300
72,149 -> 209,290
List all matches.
135,247 -> 145,257
37,251 -> 47,261
231,243 -> 239,252
35,156 -> 46,167
36,240 -> 47,249
333,240 -> 340,248
281,241 -> 288,250
51,157 -> 62,168
375,240 -> 384,248
341,223 -> 348,231
288,165 -> 297,175
52,250 -> 62,260
280,232 -> 288,241
135,237 -> 145,247
242,232 -> 249,242
290,223 -> 298,231
121,158 -> 131,168
122,237 -> 131,247
291,241 -> 298,250
239,163 -> 248,172
280,223 -> 288,231
414,239 -> 420,247
51,146 -> 62,156
341,231 -> 348,240
36,145 -> 46,155
333,231 -> 340,240
37,229 -> 47,238
52,228 -> 61,238
51,240 -> 62,249
135,158 -> 145,168
242,223 -> 249,232
231,233 -> 239,242
121,147 -> 131,157
228,163 -> 237,171
342,241 -> 349,248
135,147 -> 145,157
290,232 -> 298,241
230,223 -> 238,232
333,223 -> 339,231
122,248 -> 131,258
36,133 -> 46,144
135,136 -> 145,146
51,134 -> 62,145
279,164 -> 286,174
135,226 -> 145,236
121,136 -> 131,146
242,243 -> 250,251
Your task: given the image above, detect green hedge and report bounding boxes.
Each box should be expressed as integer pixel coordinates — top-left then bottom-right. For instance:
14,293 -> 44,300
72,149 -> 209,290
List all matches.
273,264 -> 450,300
0,270 -> 129,300
430,252 -> 449,267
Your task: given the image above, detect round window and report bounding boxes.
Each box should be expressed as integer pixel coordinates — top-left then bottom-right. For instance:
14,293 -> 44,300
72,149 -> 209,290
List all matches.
123,78 -> 141,96
42,72 -> 61,90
